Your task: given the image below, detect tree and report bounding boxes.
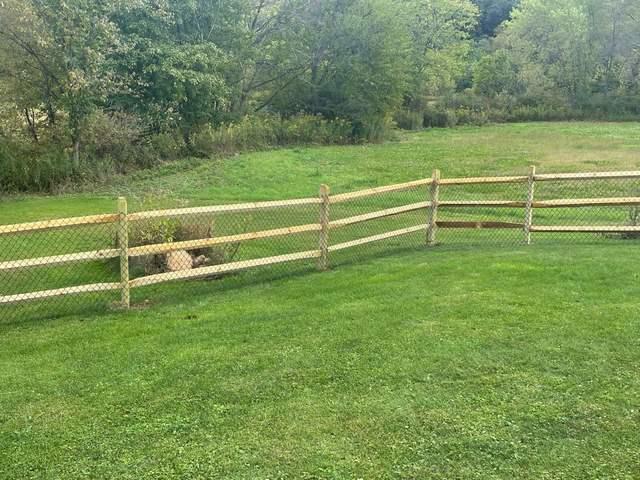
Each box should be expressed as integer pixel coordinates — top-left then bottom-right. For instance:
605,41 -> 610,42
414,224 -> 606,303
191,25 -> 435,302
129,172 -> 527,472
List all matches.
473,50 -> 520,97
264,0 -> 412,136
403,0 -> 478,109
497,0 -> 595,107
0,0 -> 64,131
492,0 -> 640,109
110,0 -> 238,143
0,0 -> 123,165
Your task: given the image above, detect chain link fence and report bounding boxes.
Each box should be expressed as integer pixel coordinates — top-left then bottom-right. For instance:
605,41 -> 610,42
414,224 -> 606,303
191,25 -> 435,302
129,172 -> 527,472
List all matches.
1,169 -> 639,322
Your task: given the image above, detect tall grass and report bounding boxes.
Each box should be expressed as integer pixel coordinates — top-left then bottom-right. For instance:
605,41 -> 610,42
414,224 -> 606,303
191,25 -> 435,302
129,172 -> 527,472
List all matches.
0,113 -> 374,194
191,114 -> 355,156
395,92 -> 640,130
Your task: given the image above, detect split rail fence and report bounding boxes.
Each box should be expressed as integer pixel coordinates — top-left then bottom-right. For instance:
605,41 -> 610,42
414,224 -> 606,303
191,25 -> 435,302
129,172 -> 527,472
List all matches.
1,168 -> 639,316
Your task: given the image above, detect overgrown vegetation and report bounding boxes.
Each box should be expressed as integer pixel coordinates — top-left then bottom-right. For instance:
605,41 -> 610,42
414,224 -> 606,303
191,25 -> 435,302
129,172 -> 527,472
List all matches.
128,217 -> 240,275
0,113 -> 358,192
1,0 -> 639,191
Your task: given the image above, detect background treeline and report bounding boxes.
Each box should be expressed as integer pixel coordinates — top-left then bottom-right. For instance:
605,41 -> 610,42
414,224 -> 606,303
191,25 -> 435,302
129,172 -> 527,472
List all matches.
1,0 -> 639,192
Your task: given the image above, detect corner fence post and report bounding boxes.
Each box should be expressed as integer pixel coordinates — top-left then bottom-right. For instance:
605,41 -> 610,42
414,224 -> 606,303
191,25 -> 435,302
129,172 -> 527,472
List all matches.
318,184 -> 330,270
524,165 -> 536,245
427,169 -> 441,245
117,197 -> 130,308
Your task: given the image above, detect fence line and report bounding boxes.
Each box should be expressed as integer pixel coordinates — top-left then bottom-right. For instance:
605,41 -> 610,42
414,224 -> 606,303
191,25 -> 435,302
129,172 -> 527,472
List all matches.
1,167 -> 640,309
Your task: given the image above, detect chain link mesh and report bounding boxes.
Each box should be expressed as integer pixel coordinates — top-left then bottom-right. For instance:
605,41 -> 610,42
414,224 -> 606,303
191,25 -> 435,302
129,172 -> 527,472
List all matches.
2,170 -> 639,322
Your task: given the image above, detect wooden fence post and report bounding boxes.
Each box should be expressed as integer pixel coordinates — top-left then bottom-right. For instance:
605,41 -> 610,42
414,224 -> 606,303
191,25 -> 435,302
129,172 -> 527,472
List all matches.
117,197 -> 130,308
318,184 -> 330,270
427,169 -> 441,245
524,165 -> 536,245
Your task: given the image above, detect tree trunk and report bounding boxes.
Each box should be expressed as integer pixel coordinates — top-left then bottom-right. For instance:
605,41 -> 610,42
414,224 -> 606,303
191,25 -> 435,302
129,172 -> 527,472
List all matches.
73,139 -> 80,169
46,102 -> 56,127
24,109 -> 38,143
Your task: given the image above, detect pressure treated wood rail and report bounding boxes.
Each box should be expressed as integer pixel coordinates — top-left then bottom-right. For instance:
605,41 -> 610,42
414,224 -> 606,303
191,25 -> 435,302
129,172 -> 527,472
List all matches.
1,167 -> 639,308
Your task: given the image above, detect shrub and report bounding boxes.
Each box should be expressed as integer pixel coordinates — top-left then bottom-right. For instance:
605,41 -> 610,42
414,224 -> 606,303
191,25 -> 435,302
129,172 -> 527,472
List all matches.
393,110 -> 424,130
453,107 -> 489,126
0,138 -> 74,192
148,132 -> 184,161
423,107 -> 457,128
0,110 -> 375,193
82,111 -> 159,174
191,113 -> 355,157
353,115 -> 397,142
621,204 -> 640,240
127,217 -> 238,276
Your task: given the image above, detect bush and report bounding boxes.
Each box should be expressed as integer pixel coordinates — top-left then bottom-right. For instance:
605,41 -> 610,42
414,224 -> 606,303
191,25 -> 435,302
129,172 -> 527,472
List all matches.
191,114 -> 355,157
423,107 -> 457,128
128,217 -> 237,276
147,132 -> 184,161
395,92 -> 593,130
393,110 -> 424,130
620,203 -> 640,240
0,111 -> 185,193
0,138 -> 74,192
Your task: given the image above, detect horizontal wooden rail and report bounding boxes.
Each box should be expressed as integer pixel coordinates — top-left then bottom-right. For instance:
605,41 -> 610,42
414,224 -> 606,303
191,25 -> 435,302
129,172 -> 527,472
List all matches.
436,221 -> 524,229
533,197 -> 640,208
129,250 -> 321,288
0,282 -> 121,305
0,214 -> 118,236
440,175 -> 528,185
129,223 -> 320,257
441,198 -> 640,208
530,225 -> 640,233
0,249 -> 120,271
329,202 -> 429,228
439,200 -> 526,208
329,178 -> 432,204
535,171 -> 640,181
129,197 -> 320,221
329,224 -> 426,252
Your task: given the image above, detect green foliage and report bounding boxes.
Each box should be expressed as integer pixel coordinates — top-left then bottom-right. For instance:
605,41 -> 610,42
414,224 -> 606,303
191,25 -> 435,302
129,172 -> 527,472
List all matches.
473,50 -> 521,97
0,138 -> 73,192
487,0 -> 640,111
191,114 -> 356,156
393,109 -> 425,130
128,216 -> 233,275
403,0 -> 479,109
268,0 -> 411,139
2,0 -> 640,189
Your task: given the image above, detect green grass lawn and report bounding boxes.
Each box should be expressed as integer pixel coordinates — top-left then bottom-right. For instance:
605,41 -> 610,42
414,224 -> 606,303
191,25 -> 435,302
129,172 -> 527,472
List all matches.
1,244 -> 640,478
1,122 -> 640,478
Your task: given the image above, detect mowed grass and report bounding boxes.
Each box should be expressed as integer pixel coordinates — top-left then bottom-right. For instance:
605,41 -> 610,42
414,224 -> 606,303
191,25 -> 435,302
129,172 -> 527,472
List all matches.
1,122 -> 640,478
1,244 -> 640,478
